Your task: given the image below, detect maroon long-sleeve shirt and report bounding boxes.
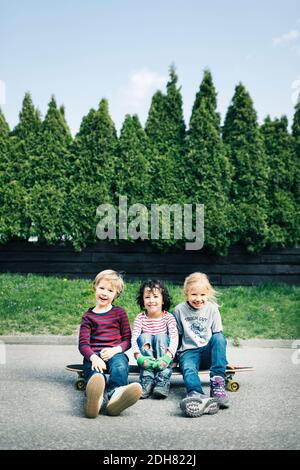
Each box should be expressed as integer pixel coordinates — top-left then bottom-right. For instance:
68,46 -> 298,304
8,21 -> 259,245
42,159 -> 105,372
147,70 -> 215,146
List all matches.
78,306 -> 131,361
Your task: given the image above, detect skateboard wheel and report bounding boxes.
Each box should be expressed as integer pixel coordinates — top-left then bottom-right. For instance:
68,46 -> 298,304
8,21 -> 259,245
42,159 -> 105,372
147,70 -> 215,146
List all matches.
76,379 -> 86,391
226,380 -> 240,392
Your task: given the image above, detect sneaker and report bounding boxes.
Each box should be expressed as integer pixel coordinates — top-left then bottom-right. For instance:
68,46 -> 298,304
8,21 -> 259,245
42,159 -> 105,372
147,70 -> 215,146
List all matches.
106,383 -> 142,416
180,391 -> 219,418
152,378 -> 170,399
84,373 -> 105,418
140,377 -> 154,399
210,375 -> 230,409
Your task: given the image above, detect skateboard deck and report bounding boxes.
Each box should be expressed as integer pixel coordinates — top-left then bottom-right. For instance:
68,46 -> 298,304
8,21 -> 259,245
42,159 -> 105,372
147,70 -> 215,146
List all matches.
66,363 -> 253,392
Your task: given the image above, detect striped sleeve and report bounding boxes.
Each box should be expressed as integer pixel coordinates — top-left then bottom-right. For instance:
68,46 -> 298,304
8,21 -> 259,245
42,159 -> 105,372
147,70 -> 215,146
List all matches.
118,308 -> 132,352
78,312 -> 95,360
131,313 -> 144,355
165,312 -> 179,357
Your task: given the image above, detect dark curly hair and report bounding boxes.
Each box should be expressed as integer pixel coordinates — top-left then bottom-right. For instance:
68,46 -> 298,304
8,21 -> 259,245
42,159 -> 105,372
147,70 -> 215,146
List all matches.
136,279 -> 172,311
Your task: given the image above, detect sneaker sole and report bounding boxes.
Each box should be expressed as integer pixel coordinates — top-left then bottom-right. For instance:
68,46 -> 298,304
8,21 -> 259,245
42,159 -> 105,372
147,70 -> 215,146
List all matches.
180,397 -> 219,418
211,394 -> 230,409
152,388 -> 169,399
140,382 -> 154,399
106,383 -> 142,416
140,392 -> 151,399
84,374 -> 105,418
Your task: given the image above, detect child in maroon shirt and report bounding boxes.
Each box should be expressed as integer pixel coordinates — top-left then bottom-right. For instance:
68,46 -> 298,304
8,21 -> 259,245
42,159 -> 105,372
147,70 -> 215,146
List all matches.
79,270 -> 142,418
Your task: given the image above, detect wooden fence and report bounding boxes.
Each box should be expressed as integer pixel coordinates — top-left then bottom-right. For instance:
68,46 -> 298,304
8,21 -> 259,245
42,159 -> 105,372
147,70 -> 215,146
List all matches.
0,241 -> 299,285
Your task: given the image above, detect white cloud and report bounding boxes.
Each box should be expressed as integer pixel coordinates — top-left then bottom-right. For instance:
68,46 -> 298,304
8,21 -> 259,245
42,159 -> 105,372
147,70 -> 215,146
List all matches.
120,68 -> 167,108
273,30 -> 299,45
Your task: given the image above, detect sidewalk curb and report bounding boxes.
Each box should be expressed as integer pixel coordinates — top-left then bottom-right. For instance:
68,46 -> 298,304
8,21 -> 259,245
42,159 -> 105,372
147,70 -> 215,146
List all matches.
0,335 -> 77,345
0,335 -> 298,349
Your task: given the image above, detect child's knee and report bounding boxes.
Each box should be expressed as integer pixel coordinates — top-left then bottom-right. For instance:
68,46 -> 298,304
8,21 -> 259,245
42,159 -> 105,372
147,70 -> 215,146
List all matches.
211,332 -> 226,346
153,333 -> 169,347
139,333 -> 152,345
153,334 -> 169,356
137,333 -> 152,355
155,333 -> 168,342
138,333 -> 153,354
179,358 -> 198,374
113,361 -> 129,375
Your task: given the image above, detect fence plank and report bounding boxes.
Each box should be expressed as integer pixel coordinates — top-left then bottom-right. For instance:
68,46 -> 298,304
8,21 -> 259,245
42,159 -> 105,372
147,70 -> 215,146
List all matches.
0,241 -> 299,285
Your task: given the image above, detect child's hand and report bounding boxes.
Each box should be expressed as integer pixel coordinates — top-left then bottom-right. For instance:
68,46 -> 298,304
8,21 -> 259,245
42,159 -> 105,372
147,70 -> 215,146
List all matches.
137,354 -> 156,371
153,353 -> 172,371
90,354 -> 107,373
100,346 -> 121,362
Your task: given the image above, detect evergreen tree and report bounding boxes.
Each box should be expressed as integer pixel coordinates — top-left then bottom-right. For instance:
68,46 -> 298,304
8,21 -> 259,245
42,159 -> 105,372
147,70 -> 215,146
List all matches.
261,115 -> 299,246
185,69 -> 232,254
144,66 -> 187,249
67,98 -> 118,250
116,114 -> 150,205
8,93 -> 42,239
113,114 -> 152,243
10,92 -> 42,186
0,109 -> 12,243
29,96 -> 73,243
223,83 -> 269,252
11,93 -> 41,140
292,99 -> 300,208
1,106 -> 33,243
145,65 -> 186,204
0,109 -> 10,210
33,96 -> 72,181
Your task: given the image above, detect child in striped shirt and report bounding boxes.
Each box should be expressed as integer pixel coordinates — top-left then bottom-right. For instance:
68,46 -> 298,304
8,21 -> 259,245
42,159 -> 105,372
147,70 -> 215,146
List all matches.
132,280 -> 179,399
79,270 -> 142,418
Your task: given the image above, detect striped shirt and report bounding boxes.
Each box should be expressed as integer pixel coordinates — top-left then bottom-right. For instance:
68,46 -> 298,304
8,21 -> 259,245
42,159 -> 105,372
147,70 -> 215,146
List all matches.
132,311 -> 179,357
78,306 -> 131,361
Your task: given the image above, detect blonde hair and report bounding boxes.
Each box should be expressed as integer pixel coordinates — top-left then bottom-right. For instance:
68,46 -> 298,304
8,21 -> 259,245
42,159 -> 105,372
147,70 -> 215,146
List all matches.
184,272 -> 219,304
93,269 -> 124,299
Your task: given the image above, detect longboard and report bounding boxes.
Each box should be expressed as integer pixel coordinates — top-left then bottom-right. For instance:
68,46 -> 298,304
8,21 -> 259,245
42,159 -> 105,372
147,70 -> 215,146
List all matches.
66,363 -> 253,392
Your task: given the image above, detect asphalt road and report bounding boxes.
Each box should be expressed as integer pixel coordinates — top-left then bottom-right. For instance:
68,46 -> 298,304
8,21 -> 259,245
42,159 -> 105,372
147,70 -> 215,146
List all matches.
1,344 -> 299,450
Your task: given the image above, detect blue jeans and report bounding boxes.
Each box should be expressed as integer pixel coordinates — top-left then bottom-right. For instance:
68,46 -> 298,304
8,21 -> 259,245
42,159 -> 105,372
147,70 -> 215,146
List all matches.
178,332 -> 227,395
83,352 -> 129,397
137,333 -> 172,383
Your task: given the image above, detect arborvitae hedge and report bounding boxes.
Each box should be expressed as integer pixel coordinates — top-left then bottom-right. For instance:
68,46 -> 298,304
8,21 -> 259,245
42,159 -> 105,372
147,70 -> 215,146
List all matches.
261,115 -> 299,246
223,83 -> 269,252
66,98 -> 118,250
116,114 -> 151,206
0,69 -> 299,253
145,66 -> 186,205
291,100 -> 300,245
8,93 -> 42,240
185,70 -> 232,254
29,96 -> 73,244
144,66 -> 187,249
292,100 -> 300,207
0,109 -> 12,243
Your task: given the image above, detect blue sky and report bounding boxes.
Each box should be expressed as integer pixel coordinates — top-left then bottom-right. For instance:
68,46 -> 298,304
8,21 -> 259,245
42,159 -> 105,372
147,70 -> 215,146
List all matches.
1,0 -> 299,135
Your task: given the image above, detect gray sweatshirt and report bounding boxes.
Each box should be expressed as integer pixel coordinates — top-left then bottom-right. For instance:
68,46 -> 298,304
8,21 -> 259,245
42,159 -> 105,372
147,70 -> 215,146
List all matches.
173,301 -> 222,352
